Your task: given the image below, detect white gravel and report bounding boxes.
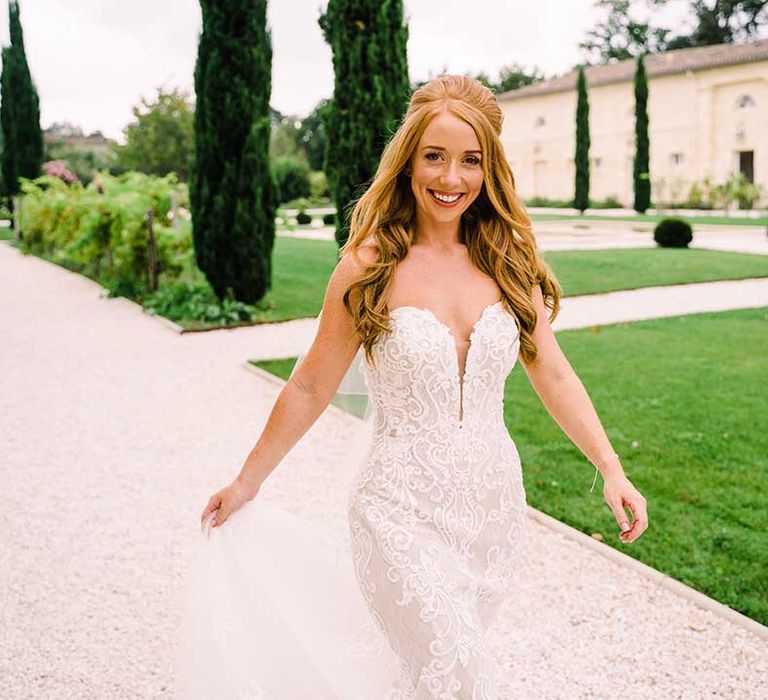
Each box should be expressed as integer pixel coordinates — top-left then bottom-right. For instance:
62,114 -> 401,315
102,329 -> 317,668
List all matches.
0,240 -> 766,699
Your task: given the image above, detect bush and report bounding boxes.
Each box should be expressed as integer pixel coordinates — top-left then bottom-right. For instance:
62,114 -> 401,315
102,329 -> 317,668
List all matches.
654,217 -> 693,248
309,170 -> 330,200
143,280 -> 264,324
17,171 -> 190,298
296,210 -> 312,225
272,157 -> 311,204
322,212 -> 335,225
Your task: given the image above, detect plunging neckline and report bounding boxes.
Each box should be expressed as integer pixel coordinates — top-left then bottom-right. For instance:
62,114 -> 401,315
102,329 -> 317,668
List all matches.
388,299 -> 504,425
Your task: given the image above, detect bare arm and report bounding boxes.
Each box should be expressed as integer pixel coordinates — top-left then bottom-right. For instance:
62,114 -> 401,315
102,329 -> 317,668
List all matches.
233,249 -> 368,494
520,284 -> 648,542
201,248 -> 374,528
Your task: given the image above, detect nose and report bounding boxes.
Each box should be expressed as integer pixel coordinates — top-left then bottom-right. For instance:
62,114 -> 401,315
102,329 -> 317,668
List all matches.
440,160 -> 461,189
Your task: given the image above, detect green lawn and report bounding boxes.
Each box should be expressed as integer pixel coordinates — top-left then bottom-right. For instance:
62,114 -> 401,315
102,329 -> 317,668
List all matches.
532,212 -> 768,227
543,247 -> 768,296
258,238 -> 768,322
255,307 -> 768,624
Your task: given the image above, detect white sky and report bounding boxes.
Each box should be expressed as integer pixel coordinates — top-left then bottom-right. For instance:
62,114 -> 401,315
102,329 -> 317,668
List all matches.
2,0 -> 699,142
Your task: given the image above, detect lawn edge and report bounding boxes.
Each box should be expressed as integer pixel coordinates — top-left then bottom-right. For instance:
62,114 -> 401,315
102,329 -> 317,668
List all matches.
525,506 -> 768,641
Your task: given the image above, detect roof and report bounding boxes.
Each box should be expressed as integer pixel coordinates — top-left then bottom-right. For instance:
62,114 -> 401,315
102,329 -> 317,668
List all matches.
497,38 -> 768,101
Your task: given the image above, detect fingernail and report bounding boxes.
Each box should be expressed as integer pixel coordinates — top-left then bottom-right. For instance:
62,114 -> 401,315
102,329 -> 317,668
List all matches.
621,522 -> 630,531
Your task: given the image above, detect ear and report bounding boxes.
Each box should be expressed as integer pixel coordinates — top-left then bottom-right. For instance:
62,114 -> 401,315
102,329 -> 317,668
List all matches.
403,165 -> 412,176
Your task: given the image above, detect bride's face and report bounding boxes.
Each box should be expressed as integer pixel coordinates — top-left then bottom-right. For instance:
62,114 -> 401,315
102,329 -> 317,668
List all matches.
408,110 -> 484,227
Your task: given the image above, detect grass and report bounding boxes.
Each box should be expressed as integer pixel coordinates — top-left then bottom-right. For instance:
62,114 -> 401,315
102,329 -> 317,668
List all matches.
258,241 -> 768,322
542,247 -> 768,296
532,212 -> 768,227
254,307 -> 768,625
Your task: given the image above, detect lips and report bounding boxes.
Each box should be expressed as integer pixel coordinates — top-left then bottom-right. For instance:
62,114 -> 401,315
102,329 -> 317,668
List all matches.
428,189 -> 464,206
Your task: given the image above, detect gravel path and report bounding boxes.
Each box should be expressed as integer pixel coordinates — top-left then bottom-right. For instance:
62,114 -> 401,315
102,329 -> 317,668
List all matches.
1,241 -> 765,699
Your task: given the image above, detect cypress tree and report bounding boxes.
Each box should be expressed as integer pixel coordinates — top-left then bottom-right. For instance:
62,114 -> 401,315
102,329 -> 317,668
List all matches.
319,0 -> 410,249
573,64 -> 590,214
190,0 -> 277,304
0,0 -> 43,198
633,54 -> 651,213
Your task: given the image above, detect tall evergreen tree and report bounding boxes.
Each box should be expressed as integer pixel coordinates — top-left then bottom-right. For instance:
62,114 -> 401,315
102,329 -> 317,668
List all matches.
0,0 -> 43,198
573,65 -> 591,213
319,0 -> 410,248
190,0 -> 277,304
633,54 -> 651,213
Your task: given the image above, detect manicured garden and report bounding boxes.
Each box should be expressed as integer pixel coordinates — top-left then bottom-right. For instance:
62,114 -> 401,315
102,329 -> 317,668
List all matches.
533,212 -> 768,227
9,172 -> 768,329
254,306 -> 768,625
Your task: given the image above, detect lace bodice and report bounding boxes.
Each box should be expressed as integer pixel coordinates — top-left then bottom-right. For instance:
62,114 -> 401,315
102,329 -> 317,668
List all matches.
349,299 -> 527,698
361,299 -> 521,443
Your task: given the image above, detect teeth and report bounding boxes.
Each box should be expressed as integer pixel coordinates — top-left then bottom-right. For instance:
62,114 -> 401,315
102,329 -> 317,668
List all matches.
431,190 -> 462,203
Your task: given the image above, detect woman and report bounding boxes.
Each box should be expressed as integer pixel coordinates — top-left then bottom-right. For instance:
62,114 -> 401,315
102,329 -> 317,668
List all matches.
183,75 -> 648,699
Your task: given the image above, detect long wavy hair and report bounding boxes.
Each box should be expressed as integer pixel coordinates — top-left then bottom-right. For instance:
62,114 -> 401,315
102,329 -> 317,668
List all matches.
339,74 -> 562,366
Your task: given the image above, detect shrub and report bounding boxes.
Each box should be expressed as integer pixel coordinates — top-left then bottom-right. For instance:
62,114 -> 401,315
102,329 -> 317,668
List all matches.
322,212 -> 335,225
296,210 -> 312,225
272,157 -> 311,204
143,280 -> 263,324
18,171 -> 189,298
309,170 -> 330,200
654,217 -> 693,248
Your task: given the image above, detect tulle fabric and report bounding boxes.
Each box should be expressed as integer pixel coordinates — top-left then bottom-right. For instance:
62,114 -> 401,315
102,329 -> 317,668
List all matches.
177,349 -> 406,699
178,498 -> 403,699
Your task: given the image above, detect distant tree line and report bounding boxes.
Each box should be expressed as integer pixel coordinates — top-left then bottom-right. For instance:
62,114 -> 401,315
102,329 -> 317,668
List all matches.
580,0 -> 768,64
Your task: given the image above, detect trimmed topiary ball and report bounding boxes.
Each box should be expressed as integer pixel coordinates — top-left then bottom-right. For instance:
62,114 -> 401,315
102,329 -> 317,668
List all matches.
322,212 -> 335,225
296,210 -> 312,225
654,217 -> 693,248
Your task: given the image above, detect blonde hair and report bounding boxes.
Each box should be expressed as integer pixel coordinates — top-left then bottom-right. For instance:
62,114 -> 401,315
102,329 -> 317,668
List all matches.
339,74 -> 561,366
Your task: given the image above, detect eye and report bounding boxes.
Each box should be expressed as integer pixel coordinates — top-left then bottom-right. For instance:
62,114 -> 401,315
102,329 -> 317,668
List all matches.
465,156 -> 481,166
425,152 -> 442,161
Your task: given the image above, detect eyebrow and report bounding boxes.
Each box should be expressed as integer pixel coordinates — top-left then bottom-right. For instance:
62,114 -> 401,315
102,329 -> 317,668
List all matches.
422,145 -> 482,154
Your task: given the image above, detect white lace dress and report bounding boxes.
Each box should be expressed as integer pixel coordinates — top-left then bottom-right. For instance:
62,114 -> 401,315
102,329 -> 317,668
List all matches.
179,299 -> 528,699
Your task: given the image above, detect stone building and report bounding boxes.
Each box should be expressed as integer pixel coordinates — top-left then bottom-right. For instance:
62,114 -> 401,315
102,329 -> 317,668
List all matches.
498,39 -> 768,208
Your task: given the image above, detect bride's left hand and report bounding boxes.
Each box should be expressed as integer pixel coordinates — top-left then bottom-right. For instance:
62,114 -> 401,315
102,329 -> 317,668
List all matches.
603,474 -> 648,544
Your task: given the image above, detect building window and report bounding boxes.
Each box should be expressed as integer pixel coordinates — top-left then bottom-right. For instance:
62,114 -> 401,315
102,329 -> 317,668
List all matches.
534,116 -> 545,127
670,152 -> 684,165
736,94 -> 755,109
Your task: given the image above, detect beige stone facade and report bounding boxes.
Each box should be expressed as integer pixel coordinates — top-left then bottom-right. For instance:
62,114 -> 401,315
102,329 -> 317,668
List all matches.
498,39 -> 768,207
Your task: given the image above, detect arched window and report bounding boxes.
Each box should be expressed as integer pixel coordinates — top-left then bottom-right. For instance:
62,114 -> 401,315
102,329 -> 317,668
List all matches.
736,94 -> 755,109
534,116 -> 545,127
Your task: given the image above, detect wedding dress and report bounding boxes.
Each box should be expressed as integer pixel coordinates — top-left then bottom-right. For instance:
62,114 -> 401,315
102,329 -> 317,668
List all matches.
179,298 -> 531,699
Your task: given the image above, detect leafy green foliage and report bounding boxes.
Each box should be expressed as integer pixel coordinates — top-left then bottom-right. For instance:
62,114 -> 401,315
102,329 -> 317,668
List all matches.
114,87 -> 194,181
191,0 -> 277,304
580,0 -> 768,64
0,0 -> 43,197
319,0 -> 410,247
654,217 -> 693,247
573,65 -> 591,213
272,156 -> 311,204
633,54 -> 651,213
143,280 -> 264,325
18,171 -> 187,298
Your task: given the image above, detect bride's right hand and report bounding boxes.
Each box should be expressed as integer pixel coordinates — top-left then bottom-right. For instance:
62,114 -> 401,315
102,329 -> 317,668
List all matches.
200,476 -> 261,530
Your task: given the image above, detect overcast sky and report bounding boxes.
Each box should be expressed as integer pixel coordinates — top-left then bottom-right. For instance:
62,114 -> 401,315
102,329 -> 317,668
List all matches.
3,0 -> 698,142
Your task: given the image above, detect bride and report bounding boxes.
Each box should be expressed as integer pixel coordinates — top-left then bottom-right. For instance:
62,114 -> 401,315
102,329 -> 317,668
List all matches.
180,75 -> 648,699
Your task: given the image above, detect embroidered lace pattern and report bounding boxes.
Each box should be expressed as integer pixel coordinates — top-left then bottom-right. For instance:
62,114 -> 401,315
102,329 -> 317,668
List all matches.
348,300 -> 529,699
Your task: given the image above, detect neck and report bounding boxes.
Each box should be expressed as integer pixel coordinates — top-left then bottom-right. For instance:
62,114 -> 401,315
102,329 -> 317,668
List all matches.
412,214 -> 464,248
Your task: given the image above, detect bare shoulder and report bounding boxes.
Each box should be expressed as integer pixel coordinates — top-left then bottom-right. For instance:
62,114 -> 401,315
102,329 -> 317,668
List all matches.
334,240 -> 379,284
323,240 -> 379,313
